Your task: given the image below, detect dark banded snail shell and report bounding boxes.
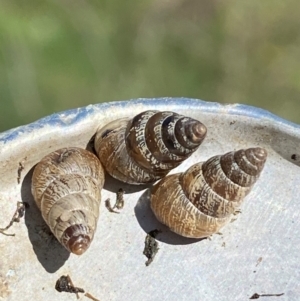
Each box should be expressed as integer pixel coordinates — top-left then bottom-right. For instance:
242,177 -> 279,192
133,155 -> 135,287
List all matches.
94,110 -> 207,184
150,147 -> 267,238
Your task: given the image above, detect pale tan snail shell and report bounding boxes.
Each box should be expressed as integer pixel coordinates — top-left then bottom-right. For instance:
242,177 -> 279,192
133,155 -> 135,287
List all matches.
31,147 -> 105,255
150,147 -> 267,238
94,110 -> 207,184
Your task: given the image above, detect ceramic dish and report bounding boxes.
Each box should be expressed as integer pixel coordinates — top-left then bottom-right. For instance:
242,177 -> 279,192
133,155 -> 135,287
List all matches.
0,98 -> 299,301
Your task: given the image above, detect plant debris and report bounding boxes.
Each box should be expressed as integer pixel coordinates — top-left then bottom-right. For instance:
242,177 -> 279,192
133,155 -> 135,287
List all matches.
250,293 -> 284,299
55,275 -> 100,300
85,292 -> 100,301
114,188 -> 125,210
143,229 -> 161,266
0,202 -> 29,236
17,157 -> 27,184
55,275 -> 84,299
105,198 -> 119,214
105,188 -> 125,214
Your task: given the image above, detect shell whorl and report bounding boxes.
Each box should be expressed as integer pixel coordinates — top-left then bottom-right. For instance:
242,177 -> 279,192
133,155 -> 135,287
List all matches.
150,147 -> 267,238
94,110 -> 207,184
31,147 -> 105,255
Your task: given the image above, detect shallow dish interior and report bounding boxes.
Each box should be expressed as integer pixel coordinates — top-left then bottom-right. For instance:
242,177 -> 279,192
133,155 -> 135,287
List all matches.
0,98 -> 299,301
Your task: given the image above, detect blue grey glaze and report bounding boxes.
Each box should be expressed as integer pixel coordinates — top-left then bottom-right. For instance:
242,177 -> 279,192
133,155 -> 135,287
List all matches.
1,98 -> 299,143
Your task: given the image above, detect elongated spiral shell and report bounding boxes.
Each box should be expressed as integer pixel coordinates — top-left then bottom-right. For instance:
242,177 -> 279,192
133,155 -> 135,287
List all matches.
94,110 -> 207,184
150,147 -> 267,238
31,147 -> 105,255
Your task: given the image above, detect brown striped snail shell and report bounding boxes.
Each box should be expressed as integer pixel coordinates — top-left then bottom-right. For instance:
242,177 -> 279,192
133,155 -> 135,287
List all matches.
94,110 -> 207,184
31,147 -> 105,255
150,147 -> 267,238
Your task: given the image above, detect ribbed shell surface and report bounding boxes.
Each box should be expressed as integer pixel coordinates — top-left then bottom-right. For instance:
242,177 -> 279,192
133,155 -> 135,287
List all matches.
94,110 -> 207,184
150,147 -> 267,238
31,147 -> 105,253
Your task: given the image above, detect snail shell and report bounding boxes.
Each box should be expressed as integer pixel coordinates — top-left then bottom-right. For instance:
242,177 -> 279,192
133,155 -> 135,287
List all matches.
150,147 -> 267,238
94,110 -> 207,184
31,147 -> 105,255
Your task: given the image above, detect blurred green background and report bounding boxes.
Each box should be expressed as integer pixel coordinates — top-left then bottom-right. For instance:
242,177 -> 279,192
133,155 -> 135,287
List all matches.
0,0 -> 299,132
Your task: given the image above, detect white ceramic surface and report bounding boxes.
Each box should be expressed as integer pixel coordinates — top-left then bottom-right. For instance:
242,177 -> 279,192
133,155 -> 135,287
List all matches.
0,98 -> 299,301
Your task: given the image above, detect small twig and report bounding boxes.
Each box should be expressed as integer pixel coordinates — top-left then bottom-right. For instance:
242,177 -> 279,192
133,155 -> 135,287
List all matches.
105,198 -> 120,214
55,275 -> 84,299
85,292 -> 100,301
0,202 -> 29,236
250,293 -> 284,299
17,160 -> 25,184
55,275 -> 100,301
0,229 -> 15,237
105,188 -> 125,214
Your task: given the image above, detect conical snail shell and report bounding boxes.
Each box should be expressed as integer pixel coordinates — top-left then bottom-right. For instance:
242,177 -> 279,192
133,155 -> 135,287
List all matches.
150,147 -> 267,238
94,110 -> 207,184
31,147 -> 105,255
